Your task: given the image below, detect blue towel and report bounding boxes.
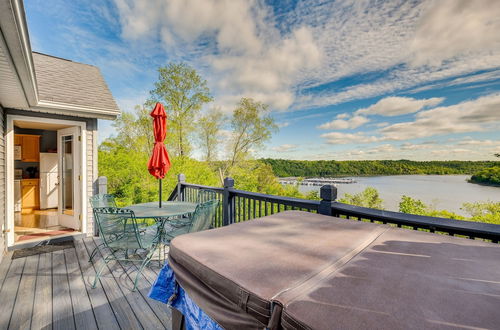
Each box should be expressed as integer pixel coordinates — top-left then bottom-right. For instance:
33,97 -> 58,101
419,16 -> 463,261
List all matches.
149,262 -> 223,330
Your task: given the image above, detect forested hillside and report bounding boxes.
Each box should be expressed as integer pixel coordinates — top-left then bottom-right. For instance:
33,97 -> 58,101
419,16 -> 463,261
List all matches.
261,159 -> 499,177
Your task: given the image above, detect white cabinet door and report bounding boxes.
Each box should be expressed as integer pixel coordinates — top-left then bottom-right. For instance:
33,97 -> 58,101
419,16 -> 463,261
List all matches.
57,127 -> 82,230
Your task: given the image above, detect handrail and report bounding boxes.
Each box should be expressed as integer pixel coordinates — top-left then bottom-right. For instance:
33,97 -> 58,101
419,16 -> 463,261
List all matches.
331,202 -> 500,241
168,174 -> 500,243
231,188 -> 320,209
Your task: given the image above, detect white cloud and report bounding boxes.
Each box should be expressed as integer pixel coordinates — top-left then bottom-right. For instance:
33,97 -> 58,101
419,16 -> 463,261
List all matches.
400,142 -> 434,151
277,121 -> 290,128
457,139 -> 498,146
355,96 -> 444,116
317,115 -> 369,130
380,93 -> 500,140
271,144 -> 298,152
409,0 -> 500,66
320,132 -> 380,145
114,0 -> 322,111
375,122 -> 390,128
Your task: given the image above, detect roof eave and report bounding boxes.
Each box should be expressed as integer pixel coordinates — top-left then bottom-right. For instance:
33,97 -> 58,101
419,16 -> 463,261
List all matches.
0,0 -> 38,106
32,100 -> 120,120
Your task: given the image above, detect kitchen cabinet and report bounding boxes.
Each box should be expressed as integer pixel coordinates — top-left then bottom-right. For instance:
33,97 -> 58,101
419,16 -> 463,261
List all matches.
21,179 -> 40,213
14,134 -> 41,162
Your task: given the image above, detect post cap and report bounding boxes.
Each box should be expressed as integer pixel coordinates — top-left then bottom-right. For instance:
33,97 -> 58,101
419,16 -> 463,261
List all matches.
224,177 -> 235,188
178,173 -> 186,182
320,185 -> 337,201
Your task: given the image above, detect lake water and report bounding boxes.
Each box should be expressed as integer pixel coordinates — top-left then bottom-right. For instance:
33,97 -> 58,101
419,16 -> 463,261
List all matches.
296,175 -> 500,216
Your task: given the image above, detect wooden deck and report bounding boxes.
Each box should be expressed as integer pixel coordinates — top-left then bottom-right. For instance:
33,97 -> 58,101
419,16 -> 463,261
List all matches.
0,237 -> 172,329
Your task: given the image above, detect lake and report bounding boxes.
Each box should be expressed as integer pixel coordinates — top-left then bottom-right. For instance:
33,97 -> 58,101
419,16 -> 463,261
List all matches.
296,175 -> 500,216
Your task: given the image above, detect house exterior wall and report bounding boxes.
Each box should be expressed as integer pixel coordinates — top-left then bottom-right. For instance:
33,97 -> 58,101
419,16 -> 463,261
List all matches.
0,105 -> 5,261
3,108 -> 98,245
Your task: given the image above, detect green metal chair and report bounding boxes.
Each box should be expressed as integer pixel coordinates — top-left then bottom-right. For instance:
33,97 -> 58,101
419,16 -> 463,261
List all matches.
91,207 -> 159,291
89,194 -> 117,262
89,194 -> 150,262
196,189 -> 219,203
162,199 -> 219,245
90,194 -> 117,208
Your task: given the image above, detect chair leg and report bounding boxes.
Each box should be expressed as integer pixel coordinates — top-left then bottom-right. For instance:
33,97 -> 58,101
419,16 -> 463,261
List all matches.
89,242 -> 105,263
133,249 -> 155,291
92,255 -> 113,288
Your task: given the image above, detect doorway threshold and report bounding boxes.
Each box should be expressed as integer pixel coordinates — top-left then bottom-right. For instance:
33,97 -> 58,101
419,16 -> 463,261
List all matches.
8,231 -> 86,251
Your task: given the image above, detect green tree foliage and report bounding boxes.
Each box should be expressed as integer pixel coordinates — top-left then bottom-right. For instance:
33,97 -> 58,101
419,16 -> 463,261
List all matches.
398,195 -> 464,220
196,108 -> 225,162
470,166 -> 500,185
462,201 -> 500,224
149,62 -> 213,157
399,195 -> 427,215
99,141 -> 218,206
223,98 -> 278,176
261,159 -> 500,177
339,187 -> 384,209
229,161 -> 301,197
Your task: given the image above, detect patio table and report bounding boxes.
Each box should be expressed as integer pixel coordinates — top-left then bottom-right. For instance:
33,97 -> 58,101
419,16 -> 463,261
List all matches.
126,201 -> 198,262
126,201 -> 198,220
149,210 -> 500,330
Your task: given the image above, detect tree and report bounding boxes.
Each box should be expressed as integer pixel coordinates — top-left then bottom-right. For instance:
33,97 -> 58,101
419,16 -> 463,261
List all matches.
399,195 -> 427,215
339,187 -> 384,209
149,62 -> 212,157
197,108 -> 225,162
222,98 -> 278,178
462,201 -> 500,224
103,104 -> 154,154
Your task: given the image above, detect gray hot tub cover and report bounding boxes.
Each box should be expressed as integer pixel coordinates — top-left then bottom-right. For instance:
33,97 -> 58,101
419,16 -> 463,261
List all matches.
168,211 -> 500,330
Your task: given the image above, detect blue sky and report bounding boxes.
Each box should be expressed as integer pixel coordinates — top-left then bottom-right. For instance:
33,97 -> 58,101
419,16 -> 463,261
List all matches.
25,0 -> 500,160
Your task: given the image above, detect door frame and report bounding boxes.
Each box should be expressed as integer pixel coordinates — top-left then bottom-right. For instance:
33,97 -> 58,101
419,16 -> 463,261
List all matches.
5,114 -> 87,247
57,126 -> 82,230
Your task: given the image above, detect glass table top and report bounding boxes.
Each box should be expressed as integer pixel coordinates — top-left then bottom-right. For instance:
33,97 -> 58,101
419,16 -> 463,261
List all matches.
125,201 -> 198,219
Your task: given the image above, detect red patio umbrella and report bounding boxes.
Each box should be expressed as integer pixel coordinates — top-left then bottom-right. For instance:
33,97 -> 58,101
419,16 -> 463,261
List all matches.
147,102 -> 171,208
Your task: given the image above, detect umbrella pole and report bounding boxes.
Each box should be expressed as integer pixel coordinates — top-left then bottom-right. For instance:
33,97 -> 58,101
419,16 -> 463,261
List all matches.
159,179 -> 162,208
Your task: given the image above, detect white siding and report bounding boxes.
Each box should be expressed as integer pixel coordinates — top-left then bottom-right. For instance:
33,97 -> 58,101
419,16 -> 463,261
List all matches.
0,105 -> 5,262
86,128 -> 97,235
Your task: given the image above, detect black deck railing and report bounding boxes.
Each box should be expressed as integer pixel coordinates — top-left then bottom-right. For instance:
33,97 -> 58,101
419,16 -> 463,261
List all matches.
168,174 -> 500,243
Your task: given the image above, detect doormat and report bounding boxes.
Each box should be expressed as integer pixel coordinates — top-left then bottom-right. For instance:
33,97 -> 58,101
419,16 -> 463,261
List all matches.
17,228 -> 75,242
12,237 -> 75,259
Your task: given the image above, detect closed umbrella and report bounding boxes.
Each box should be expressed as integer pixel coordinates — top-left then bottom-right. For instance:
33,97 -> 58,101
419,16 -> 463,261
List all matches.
147,102 -> 171,207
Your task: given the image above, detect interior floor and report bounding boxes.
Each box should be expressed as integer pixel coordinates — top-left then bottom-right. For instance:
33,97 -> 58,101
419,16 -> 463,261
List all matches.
14,209 -> 77,243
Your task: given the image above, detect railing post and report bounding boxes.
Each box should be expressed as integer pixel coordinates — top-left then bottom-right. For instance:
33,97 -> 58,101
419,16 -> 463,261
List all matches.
223,177 -> 235,226
319,185 -> 337,216
97,176 -> 107,194
177,174 -> 186,201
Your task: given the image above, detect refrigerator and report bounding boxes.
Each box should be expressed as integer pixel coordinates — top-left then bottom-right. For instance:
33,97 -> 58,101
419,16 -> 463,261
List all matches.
40,152 -> 59,209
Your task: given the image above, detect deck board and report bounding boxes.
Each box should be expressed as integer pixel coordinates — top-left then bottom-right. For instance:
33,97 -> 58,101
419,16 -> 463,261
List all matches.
0,257 -> 25,328
73,238 -> 120,330
82,238 -> 144,329
52,250 -> 76,330
9,255 -> 39,329
32,252 -> 53,330
65,248 -> 98,329
0,237 -> 172,329
91,237 -> 165,329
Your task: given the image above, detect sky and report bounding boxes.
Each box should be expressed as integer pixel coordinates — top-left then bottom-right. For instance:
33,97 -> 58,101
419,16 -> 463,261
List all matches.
24,0 -> 500,161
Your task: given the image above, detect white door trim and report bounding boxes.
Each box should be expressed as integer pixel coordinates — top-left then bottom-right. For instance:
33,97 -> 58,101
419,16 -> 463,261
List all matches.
5,114 -> 87,246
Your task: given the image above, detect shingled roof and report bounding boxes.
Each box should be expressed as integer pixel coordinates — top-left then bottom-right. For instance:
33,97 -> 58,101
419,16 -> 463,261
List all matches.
32,52 -> 120,115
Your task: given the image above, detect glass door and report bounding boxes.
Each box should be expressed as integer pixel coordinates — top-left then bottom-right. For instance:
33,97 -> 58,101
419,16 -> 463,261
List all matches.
57,127 -> 81,230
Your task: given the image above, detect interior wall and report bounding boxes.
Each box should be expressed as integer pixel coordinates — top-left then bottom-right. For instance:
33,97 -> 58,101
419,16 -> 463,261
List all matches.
14,127 -> 57,176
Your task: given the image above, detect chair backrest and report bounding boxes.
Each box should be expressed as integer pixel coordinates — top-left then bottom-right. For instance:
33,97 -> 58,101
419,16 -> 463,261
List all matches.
90,194 -> 117,208
93,207 -> 141,246
196,189 -> 219,203
189,199 -> 219,233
